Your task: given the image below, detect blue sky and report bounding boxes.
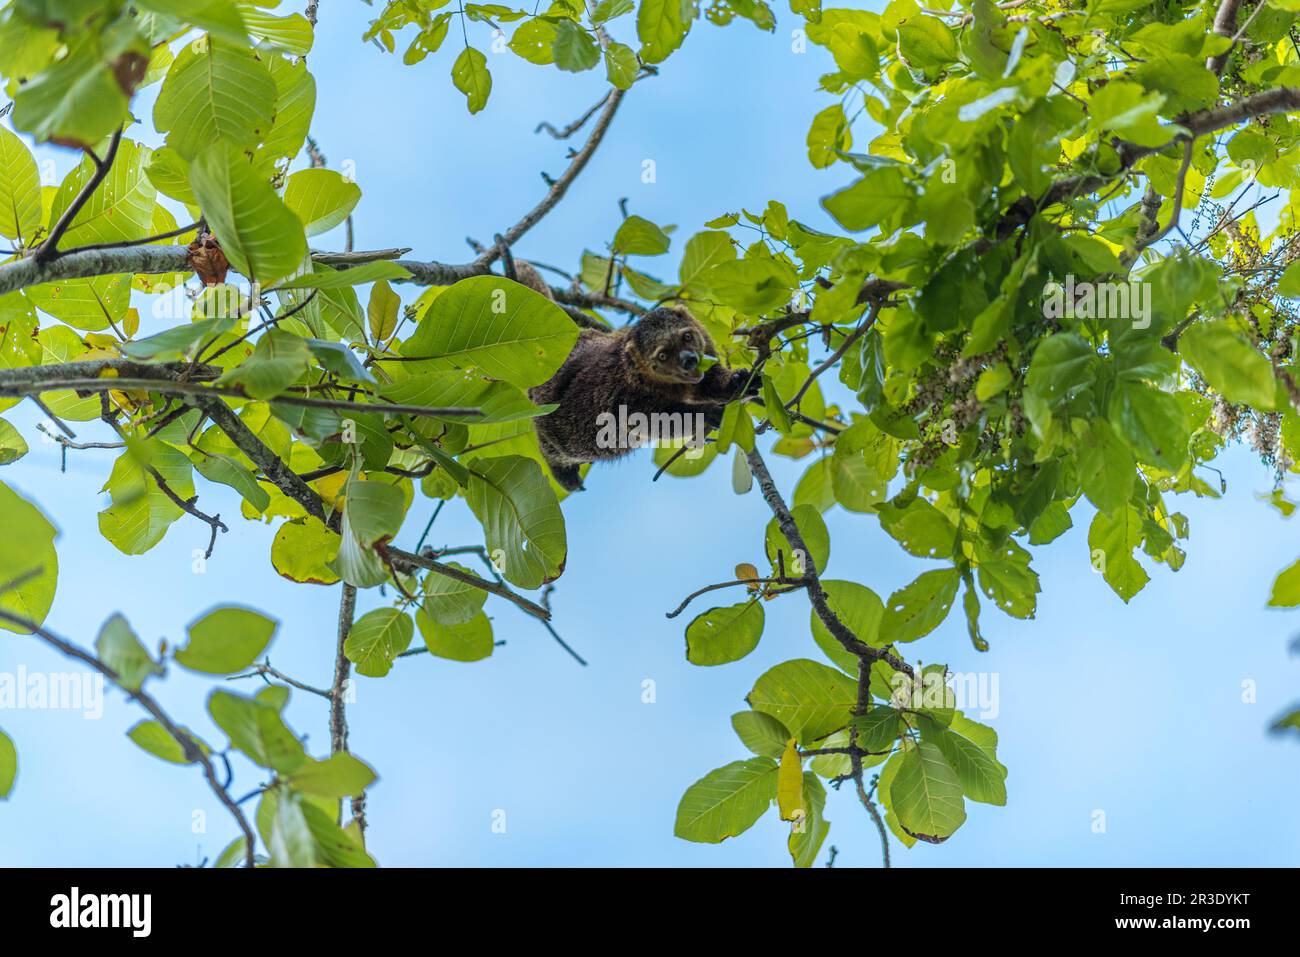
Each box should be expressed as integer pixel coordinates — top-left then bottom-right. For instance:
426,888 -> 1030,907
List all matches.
1,4 -> 1299,867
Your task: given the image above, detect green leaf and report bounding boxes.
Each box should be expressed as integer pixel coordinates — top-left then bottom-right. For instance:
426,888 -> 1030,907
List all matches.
685,600 -> 765,666
787,772 -> 829,868
638,0 -> 690,64
219,329 -> 311,399
263,54 -> 317,161
12,35 -> 128,149
764,503 -> 829,575
0,729 -> 15,798
897,14 -> 958,77
208,687 -> 308,772
50,139 -> 156,247
334,476 -> 406,588
401,276 -> 579,389
613,215 -> 671,256
241,8 -> 315,55
1077,419 -> 1134,513
289,753 -> 376,799
127,720 -> 207,765
509,19 -> 558,65
678,230 -> 735,290
0,417 -> 28,465
822,167 -> 914,232
134,0 -> 249,45
747,658 -> 857,745
704,258 -> 798,313
810,580 -> 885,672
452,46 -> 491,114
271,519 -> 341,585
920,712 -> 1007,806
0,479 -> 59,635
191,448 -> 272,512
1025,332 -> 1097,406
283,168 -> 361,238
26,274 -> 130,332
1268,557 -> 1300,607
731,710 -> 791,759
604,41 -> 639,89
1179,320 -> 1278,409
976,543 -> 1040,619
464,455 -> 567,589
416,607 -> 494,662
0,124 -> 42,242
1088,507 -> 1150,603
381,371 -> 547,424
673,757 -> 777,843
345,607 -> 414,677
888,741 -> 966,842
189,142 -> 308,286
95,614 -> 162,691
552,19 -> 600,72
153,37 -> 276,161
176,605 -> 278,675
270,789 -> 317,867
1108,380 -> 1189,471
851,706 -> 902,753
882,567 -> 960,643
368,279 -> 399,342
807,103 -> 852,169
421,560 -> 488,625
877,498 -> 958,559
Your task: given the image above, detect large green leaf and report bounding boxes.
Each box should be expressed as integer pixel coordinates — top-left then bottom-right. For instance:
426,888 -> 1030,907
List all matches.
176,605 -> 278,675
49,139 -> 156,247
1179,320 -> 1278,410
746,658 -> 857,745
0,480 -> 59,635
886,741 -> 966,842
400,276 -> 578,389
465,455 -> 566,589
189,142 -> 308,286
882,568 -> 960,643
673,757 -> 777,843
415,608 -> 494,662
154,37 -> 276,160
638,0 -> 690,64
0,729 -> 15,798
208,686 -> 307,773
12,34 -> 129,149
333,475 -> 406,588
0,124 -> 41,242
344,607 -> 414,677
95,614 -> 162,691
685,600 -> 764,666
421,560 -> 488,625
283,168 -> 360,237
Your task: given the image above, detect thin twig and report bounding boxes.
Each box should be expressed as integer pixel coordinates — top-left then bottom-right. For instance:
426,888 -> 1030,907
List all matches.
35,128 -> 124,265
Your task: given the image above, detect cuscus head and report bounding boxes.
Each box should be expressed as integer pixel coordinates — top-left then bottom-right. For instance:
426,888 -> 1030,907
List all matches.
628,306 -> 714,384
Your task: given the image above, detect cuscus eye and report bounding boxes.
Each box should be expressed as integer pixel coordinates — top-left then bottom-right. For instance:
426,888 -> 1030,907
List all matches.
682,331 -> 695,343
658,351 -> 669,361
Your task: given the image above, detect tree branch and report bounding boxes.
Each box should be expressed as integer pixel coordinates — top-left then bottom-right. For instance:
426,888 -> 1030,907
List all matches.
382,544 -> 552,622
744,447 -> 914,678
472,87 -> 627,272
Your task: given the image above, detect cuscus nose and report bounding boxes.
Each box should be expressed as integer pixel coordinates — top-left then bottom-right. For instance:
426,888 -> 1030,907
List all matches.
679,349 -> 699,371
